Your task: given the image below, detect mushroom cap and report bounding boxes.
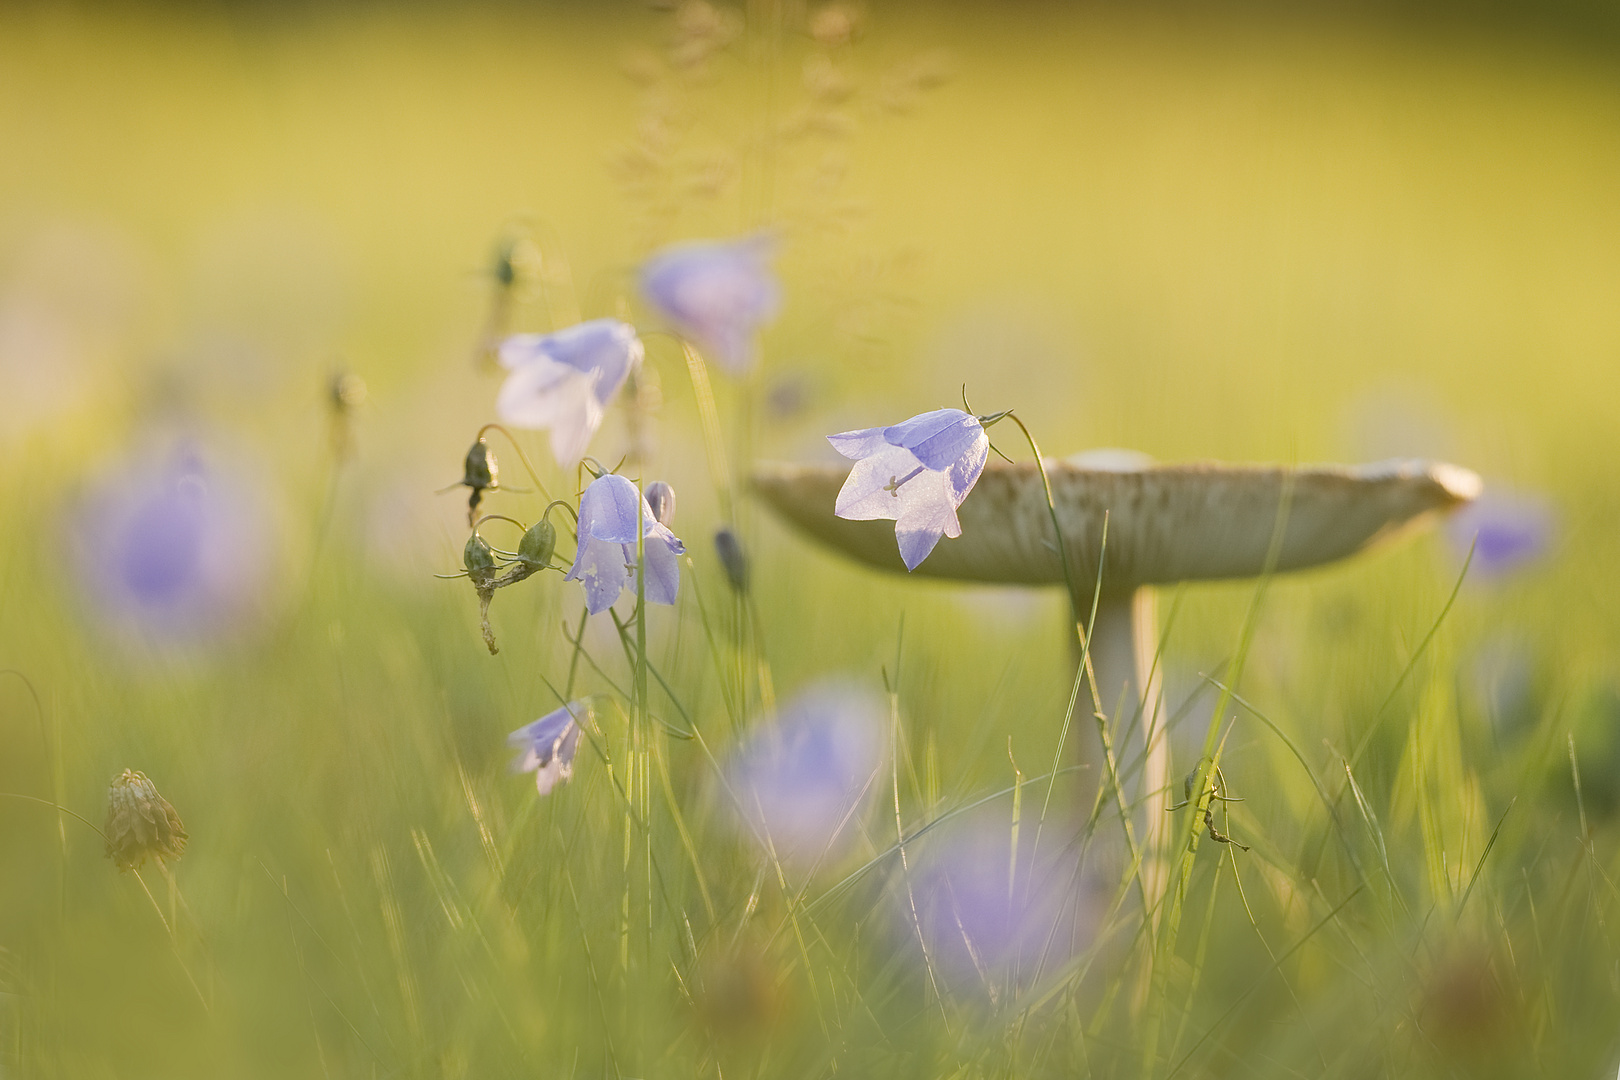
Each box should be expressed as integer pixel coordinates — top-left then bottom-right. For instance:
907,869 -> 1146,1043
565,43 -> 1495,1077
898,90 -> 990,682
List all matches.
752,457 -> 1482,591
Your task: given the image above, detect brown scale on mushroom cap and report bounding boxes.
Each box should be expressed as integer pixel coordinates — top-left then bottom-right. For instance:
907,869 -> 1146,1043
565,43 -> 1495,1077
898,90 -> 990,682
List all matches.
752,457 -> 1483,590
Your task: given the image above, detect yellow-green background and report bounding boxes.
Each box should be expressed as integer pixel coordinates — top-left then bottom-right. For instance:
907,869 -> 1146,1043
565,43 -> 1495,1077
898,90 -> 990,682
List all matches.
1,2 -> 1617,1076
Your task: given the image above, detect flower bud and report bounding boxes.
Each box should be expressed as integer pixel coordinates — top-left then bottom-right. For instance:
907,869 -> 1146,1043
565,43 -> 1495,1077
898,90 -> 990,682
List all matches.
516,518 -> 557,570
494,238 -> 518,289
462,438 -> 498,494
329,371 -> 367,412
460,438 -> 499,522
645,480 -> 677,527
464,531 -> 498,589
104,769 -> 187,871
714,526 -> 750,594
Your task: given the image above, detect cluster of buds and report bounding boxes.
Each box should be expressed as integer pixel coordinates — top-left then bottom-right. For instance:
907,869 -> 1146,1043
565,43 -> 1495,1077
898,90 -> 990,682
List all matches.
459,514 -> 559,655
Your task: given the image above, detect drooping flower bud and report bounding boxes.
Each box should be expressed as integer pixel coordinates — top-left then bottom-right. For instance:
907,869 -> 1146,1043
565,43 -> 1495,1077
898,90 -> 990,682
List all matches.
714,526 -> 750,594
493,236 -> 518,289
104,769 -> 188,871
328,371 -> 367,461
460,439 -> 499,522
329,371 -> 367,413
644,480 -> 677,527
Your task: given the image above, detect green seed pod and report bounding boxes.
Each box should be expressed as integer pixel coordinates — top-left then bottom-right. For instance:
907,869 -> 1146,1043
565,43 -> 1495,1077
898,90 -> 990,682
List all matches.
517,519 -> 557,570
464,531 -> 498,588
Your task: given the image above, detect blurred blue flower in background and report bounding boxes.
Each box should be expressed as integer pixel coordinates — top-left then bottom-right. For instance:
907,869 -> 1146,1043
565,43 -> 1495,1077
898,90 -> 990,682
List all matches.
74,441 -> 277,648
727,682 -> 886,869
508,702 -> 585,796
496,318 -> 642,466
907,815 -> 1100,991
639,236 -> 780,376
1447,487 -> 1556,579
829,408 -> 990,570
565,473 -> 685,614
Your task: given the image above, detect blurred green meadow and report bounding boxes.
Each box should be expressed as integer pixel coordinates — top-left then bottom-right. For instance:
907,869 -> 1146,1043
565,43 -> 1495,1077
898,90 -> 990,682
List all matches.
3,1 -> 1620,1076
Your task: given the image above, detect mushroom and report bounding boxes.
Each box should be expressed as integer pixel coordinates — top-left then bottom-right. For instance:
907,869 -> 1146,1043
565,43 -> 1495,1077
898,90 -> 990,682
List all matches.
753,452 -> 1482,880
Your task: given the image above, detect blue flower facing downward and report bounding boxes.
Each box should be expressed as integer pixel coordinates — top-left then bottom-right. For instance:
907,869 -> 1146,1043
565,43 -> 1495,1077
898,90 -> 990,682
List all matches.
639,236 -> 780,376
828,408 -> 990,570
508,702 -> 585,796
75,441 -> 277,648
726,683 -> 886,869
496,318 -> 643,466
565,473 -> 686,615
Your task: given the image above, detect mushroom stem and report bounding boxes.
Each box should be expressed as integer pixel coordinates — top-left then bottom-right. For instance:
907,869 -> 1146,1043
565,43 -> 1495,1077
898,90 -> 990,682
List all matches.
1079,587 -> 1168,914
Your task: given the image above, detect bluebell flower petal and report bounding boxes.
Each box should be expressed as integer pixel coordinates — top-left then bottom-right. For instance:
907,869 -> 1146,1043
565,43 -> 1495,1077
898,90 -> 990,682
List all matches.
494,319 -> 641,466
75,441 -> 278,648
1446,488 -> 1556,579
639,236 -> 780,376
566,474 -> 687,612
495,360 -> 604,466
883,408 -> 983,471
577,474 -> 644,546
536,318 -> 642,396
533,724 -> 583,795
496,333 -> 547,370
833,444 -> 926,521
565,537 -> 633,614
725,682 -> 886,869
947,434 -> 989,503
642,525 -> 683,606
829,409 -> 988,571
507,703 -> 585,796
894,469 -> 963,570
826,425 -> 889,460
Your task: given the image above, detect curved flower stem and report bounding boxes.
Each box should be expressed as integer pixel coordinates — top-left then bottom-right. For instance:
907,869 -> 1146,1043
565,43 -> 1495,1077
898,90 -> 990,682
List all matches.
542,499 -> 580,525
0,791 -> 105,840
471,514 -> 529,534
475,422 -> 553,502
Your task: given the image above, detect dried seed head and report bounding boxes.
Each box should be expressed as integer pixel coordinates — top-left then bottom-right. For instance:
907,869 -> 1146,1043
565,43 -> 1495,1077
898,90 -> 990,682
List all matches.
104,769 -> 187,871
645,481 -> 677,527
714,526 -> 750,594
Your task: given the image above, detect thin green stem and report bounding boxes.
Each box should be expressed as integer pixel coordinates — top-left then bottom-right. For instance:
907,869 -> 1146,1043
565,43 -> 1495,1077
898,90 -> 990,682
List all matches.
476,422 -> 553,502
0,792 -> 105,840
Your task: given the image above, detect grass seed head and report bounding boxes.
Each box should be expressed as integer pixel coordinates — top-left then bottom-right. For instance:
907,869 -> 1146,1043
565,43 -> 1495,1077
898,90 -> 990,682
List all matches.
103,770 -> 187,871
